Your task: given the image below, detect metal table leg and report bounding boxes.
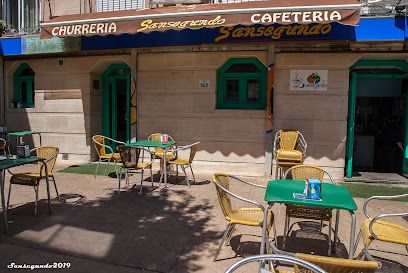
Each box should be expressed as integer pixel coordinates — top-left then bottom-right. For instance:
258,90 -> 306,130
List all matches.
0,169 -> 7,233
349,211 -> 356,259
260,203 -> 272,255
333,209 -> 340,253
163,147 -> 168,188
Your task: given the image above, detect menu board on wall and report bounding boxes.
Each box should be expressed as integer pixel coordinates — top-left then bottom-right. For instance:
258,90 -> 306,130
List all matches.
290,69 -> 328,91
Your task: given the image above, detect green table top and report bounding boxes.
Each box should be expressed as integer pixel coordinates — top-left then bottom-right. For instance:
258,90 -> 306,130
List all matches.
0,156 -> 43,170
127,140 -> 176,149
8,131 -> 40,136
265,180 -> 357,211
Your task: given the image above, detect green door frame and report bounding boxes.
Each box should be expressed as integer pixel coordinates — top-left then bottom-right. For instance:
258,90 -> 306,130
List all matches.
101,64 -> 131,145
346,60 -> 408,177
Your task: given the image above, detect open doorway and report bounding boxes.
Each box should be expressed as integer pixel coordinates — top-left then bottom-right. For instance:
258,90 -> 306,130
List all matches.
102,64 -> 131,148
346,60 -> 408,180
354,78 -> 404,173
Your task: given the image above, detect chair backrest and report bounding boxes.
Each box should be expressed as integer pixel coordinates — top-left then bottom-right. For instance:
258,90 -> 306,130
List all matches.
92,135 -> 107,157
36,147 -> 59,176
212,174 -> 233,220
0,138 -> 7,155
225,254 -> 327,273
284,164 -> 335,184
188,142 -> 200,164
279,130 -> 299,150
117,145 -> 140,169
295,253 -> 379,273
148,133 -> 175,154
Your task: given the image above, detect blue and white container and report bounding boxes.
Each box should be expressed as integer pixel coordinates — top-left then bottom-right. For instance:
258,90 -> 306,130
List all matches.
307,179 -> 321,200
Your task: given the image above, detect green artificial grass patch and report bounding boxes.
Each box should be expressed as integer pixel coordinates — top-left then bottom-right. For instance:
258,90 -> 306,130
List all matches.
340,182 -> 408,201
58,163 -> 119,176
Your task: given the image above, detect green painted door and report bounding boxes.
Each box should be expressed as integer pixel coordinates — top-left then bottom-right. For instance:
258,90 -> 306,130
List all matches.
102,68 -> 130,148
345,60 -> 408,178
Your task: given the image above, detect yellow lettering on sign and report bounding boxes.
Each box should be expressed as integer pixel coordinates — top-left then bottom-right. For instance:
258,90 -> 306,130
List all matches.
215,24 -> 333,42
137,16 -> 226,32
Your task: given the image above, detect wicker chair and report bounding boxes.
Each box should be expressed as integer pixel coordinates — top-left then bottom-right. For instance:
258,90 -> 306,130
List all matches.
354,194 -> 408,261
117,145 -> 154,195
167,142 -> 200,187
212,174 -> 275,262
274,130 -> 307,178
92,135 -> 125,178
148,133 -> 176,160
295,253 -> 379,273
283,165 -> 336,255
225,254 -> 327,273
7,147 -> 59,215
0,138 -> 10,155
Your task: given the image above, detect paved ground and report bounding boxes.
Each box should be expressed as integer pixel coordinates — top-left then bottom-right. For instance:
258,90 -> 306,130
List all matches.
0,163 -> 407,273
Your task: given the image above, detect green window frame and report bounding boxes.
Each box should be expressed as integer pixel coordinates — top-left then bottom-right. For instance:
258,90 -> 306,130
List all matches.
217,57 -> 267,109
13,63 -> 35,108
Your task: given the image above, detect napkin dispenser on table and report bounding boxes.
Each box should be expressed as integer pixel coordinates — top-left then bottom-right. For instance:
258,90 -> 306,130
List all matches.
17,145 -> 30,158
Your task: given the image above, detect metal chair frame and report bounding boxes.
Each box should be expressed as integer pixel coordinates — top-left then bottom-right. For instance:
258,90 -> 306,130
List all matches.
354,193 -> 408,261
7,147 -> 59,215
283,165 -> 336,255
0,138 -> 10,156
166,142 -> 200,187
212,174 -> 277,262
224,254 -> 327,273
92,135 -> 125,178
273,130 -> 307,179
116,145 -> 154,196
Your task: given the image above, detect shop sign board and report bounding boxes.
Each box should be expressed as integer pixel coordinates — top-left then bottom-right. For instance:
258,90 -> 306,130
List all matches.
290,69 -> 328,91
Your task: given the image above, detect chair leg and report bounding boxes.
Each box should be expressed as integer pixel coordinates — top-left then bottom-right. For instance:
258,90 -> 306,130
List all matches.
328,218 -> 332,256
181,165 -> 190,188
354,229 -> 363,256
117,168 -> 122,192
225,224 -> 235,246
126,170 -> 129,186
34,185 -> 39,216
51,176 -> 59,199
189,164 -> 196,184
140,169 -> 144,196
95,158 -> 102,179
213,223 -> 232,262
150,166 -> 154,187
104,159 -> 111,176
6,183 -> 12,211
283,215 -> 290,250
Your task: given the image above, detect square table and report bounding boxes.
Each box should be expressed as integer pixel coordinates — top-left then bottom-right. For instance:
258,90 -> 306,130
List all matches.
260,180 -> 358,259
0,156 -> 52,233
8,131 -> 42,147
127,140 -> 176,188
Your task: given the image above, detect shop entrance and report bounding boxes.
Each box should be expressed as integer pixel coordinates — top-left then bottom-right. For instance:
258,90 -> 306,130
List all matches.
102,64 -> 131,147
346,60 -> 408,178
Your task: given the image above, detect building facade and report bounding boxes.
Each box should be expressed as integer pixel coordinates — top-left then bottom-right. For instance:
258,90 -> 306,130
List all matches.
1,0 -> 407,179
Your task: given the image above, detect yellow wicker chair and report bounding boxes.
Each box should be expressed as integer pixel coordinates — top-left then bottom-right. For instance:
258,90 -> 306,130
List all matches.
7,147 -> 59,215
283,165 -> 336,255
116,145 -> 154,195
354,194 -> 408,261
167,142 -> 200,187
274,130 -> 307,178
225,254 -> 327,273
148,133 -> 176,160
0,138 -> 10,155
295,253 -> 380,273
92,135 -> 125,178
212,174 -> 275,262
